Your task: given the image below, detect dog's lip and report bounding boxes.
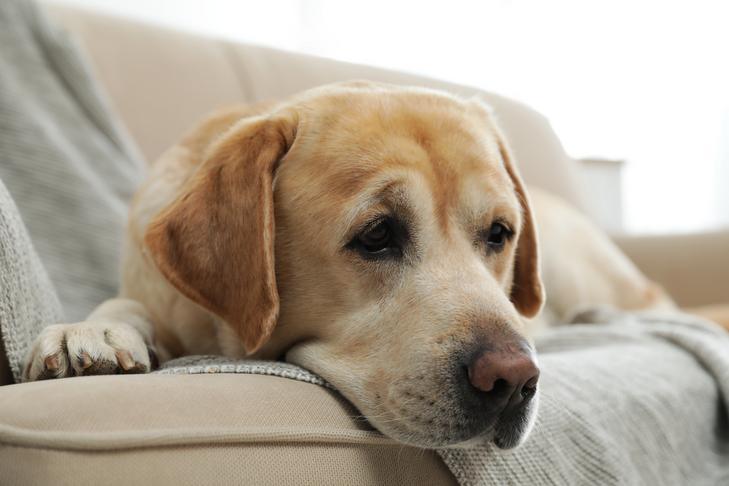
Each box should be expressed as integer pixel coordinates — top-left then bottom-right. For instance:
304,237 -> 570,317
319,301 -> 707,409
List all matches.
363,390 -> 537,449
438,418 -> 517,450
491,392 -> 538,449
492,428 -> 520,449
440,393 -> 537,449
367,402 -> 534,449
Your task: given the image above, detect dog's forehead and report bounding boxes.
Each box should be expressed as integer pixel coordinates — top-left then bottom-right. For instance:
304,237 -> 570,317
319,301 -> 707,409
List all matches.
301,90 -> 505,188
286,89 -> 515,215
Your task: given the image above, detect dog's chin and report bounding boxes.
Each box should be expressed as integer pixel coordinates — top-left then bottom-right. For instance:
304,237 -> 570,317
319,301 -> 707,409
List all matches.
491,391 -> 539,449
378,392 -> 539,450
284,344 -> 539,450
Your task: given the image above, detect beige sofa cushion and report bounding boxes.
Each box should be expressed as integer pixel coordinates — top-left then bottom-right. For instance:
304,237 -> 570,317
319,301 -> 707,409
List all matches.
0,373 -> 455,485
614,229 -> 729,307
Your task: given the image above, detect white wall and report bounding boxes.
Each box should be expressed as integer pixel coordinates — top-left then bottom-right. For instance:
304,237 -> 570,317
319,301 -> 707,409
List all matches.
48,0 -> 729,234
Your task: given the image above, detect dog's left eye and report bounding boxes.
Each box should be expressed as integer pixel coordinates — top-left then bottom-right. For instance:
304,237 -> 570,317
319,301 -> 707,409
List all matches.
481,221 -> 513,253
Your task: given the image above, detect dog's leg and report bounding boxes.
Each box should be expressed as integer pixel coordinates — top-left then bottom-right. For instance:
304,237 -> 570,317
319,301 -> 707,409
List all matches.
22,298 -> 160,381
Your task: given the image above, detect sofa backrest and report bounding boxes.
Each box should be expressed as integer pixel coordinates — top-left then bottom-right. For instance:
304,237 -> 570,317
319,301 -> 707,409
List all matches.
46,3 -> 587,212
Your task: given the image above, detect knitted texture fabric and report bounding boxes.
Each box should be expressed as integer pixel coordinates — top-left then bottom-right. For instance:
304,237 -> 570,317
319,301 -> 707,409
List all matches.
157,355 -> 332,389
0,178 -> 62,382
0,0 -> 143,322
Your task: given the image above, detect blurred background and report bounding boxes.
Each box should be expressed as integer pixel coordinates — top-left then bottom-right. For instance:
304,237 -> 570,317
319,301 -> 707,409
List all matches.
48,0 -> 729,235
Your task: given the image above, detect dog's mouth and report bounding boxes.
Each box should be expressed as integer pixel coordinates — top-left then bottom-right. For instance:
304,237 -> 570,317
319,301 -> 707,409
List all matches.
364,386 -> 539,450
284,341 -> 539,449
490,390 -> 539,449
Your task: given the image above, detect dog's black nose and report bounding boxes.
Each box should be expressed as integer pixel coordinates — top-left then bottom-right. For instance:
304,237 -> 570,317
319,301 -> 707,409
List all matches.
466,344 -> 539,408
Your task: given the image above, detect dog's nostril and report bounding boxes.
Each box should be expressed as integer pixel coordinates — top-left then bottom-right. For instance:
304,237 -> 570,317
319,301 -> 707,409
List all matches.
521,376 -> 538,399
491,378 -> 510,396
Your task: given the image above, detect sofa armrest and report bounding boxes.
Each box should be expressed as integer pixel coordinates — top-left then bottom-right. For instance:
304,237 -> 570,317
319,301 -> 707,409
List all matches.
613,230 -> 729,308
0,374 -> 456,485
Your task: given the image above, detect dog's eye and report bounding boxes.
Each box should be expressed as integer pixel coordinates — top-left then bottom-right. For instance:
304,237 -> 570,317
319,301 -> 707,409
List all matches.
359,220 -> 393,253
350,217 -> 403,259
482,221 -> 513,253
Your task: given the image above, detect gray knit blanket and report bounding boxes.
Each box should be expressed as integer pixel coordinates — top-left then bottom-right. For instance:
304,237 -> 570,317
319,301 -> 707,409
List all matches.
0,0 -> 143,323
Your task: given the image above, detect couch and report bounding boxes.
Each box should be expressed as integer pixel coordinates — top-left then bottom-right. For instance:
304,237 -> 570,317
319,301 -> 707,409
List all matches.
1,3 -> 728,484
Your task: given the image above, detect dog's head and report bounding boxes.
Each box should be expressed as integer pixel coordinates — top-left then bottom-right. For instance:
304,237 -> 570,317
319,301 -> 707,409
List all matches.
146,82 -> 544,449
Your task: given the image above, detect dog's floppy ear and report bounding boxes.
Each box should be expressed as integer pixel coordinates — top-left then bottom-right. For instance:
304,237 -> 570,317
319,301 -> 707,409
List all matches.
497,136 -> 545,318
144,112 -> 297,354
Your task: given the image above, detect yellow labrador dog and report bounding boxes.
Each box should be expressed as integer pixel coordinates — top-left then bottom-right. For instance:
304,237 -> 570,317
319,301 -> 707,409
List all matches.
22,82 -> 672,449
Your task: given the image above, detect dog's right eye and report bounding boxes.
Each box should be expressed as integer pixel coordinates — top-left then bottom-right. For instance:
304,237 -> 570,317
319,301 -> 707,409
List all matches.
361,221 -> 390,251
349,217 -> 404,259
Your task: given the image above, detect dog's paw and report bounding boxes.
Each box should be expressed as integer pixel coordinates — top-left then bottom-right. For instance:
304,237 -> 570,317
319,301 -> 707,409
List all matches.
23,321 -> 157,381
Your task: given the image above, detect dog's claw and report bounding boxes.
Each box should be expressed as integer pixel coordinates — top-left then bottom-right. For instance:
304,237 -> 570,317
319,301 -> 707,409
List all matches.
44,355 -> 59,371
80,352 -> 94,369
115,350 -> 136,371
